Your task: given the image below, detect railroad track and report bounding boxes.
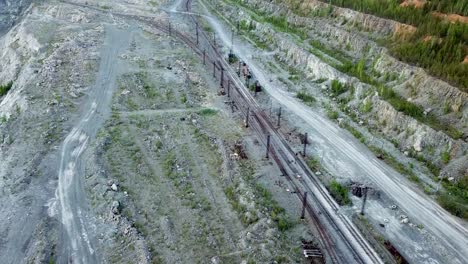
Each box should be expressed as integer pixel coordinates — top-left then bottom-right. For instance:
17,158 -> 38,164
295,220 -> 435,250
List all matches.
182,1 -> 383,263
62,1 -> 383,262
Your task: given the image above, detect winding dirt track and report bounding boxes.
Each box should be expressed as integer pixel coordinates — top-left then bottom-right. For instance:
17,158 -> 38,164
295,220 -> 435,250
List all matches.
56,24 -> 133,264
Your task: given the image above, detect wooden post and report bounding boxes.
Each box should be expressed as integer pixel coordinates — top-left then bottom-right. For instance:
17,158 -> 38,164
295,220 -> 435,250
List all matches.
203,49 -> 206,65
196,23 -> 199,45
220,67 -> 224,88
277,107 -> 282,127
227,80 -> 231,97
245,107 -> 250,128
303,132 -> 308,157
238,61 -> 241,77
213,61 -> 216,77
266,135 -> 271,159
360,187 -> 368,215
301,192 -> 308,219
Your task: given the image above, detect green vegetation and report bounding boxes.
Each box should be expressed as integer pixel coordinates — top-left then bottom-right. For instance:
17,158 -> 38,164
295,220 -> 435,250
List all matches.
330,80 -> 350,95
296,90 -> 316,104
0,82 -> 13,96
437,177 -> 468,219
326,108 -> 339,120
226,160 -> 294,231
441,150 -> 451,164
198,108 -> 218,116
306,157 -> 321,171
255,184 -> 294,231
317,0 -> 468,91
377,85 -> 462,139
329,179 -> 351,205
360,100 -> 373,113
342,122 -> 366,143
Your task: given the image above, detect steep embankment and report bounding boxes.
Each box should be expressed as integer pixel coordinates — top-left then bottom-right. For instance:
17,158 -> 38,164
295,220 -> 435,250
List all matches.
206,0 -> 468,199
0,0 -> 33,35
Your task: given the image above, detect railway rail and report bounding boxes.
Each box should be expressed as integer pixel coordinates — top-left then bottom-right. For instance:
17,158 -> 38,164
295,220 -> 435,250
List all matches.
62,1 -> 384,263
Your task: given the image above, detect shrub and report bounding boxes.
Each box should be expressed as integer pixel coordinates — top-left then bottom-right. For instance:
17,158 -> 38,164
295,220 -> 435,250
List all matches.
360,100 -> 373,113
437,193 -> 468,220
0,82 -> 13,96
441,151 -> 450,164
327,109 -> 339,120
296,90 -> 316,104
329,179 -> 351,205
330,80 -> 348,95
198,108 -> 217,116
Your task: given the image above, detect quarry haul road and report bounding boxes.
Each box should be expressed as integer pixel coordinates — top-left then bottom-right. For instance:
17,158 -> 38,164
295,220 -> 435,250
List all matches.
199,2 -> 468,263
55,24 -> 132,264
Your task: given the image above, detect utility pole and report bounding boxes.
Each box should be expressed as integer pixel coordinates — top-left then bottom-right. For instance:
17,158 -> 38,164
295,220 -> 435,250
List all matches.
238,61 -> 242,77
269,101 -> 272,117
301,192 -> 308,219
230,28 -> 234,55
227,80 -> 231,98
277,107 -> 282,127
213,32 -> 216,47
196,23 -> 199,45
168,21 -> 172,36
303,132 -> 308,157
213,61 -> 216,78
360,186 -> 368,215
203,49 -> 206,65
245,107 -> 250,128
231,100 -> 235,113
266,135 -> 271,159
220,67 -> 224,88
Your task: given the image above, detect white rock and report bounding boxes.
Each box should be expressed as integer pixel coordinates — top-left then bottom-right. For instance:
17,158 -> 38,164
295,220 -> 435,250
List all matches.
111,201 -> 120,214
111,183 -> 118,191
401,218 -> 409,224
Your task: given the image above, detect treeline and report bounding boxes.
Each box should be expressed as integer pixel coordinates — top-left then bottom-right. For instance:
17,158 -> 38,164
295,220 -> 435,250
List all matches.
390,25 -> 468,91
326,0 -> 468,24
316,0 -> 468,91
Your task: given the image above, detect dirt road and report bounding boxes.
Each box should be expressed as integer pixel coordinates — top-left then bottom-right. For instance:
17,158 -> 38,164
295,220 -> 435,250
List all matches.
55,24 -> 132,263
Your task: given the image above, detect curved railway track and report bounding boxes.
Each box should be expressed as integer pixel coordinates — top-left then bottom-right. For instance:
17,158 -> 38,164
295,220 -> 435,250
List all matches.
181,1 -> 383,263
62,1 -> 384,262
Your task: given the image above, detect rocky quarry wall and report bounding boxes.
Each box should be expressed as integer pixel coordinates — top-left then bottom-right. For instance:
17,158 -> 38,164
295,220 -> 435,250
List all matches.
207,0 -> 468,181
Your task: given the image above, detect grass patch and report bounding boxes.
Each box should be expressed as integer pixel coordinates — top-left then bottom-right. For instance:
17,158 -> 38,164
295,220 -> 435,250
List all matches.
342,122 -> 365,143
0,82 -> 13,96
437,178 -> 468,219
326,108 -> 339,120
198,108 -> 218,116
360,100 -> 373,113
441,151 -> 450,164
330,80 -> 350,95
329,179 -> 351,205
296,90 -> 316,104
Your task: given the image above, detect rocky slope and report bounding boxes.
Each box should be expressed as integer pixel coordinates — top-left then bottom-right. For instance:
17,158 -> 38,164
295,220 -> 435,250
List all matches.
0,0 -> 33,35
207,0 -> 468,185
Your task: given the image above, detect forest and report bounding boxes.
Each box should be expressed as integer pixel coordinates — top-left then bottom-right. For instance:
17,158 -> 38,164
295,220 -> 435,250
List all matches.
322,0 -> 468,91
